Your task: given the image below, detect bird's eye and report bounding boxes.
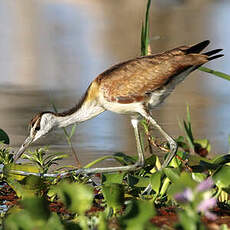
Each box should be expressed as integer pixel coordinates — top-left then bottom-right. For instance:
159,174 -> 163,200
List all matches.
35,126 -> 40,131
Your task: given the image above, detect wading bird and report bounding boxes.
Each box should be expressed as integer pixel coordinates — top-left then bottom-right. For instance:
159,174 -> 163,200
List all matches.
14,40 -> 223,173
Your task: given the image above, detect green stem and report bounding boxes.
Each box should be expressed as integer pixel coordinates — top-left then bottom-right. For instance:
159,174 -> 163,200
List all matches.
141,0 -> 152,56
199,66 -> 230,81
144,0 -> 151,55
83,156 -> 115,169
51,102 -> 81,168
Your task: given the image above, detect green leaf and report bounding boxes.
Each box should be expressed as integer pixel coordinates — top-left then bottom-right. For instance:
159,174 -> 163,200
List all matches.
120,200 -> 156,230
183,120 -> 194,149
62,222 -> 81,230
150,171 -> 162,194
57,182 -> 93,215
102,172 -> 126,185
163,167 -> 180,183
102,183 -> 124,212
98,212 -> 109,230
220,224 -> 229,230
4,209 -> 36,230
179,106 -> 196,151
44,153 -> 67,162
127,174 -> 139,187
5,201 -> 65,230
186,154 -> 216,172
176,136 -> 189,151
22,153 -> 37,162
0,146 -> 13,164
177,210 -> 201,230
113,152 -> 136,165
0,128 -> 9,144
127,175 -> 150,187
189,154 -> 230,173
4,163 -> 40,181
213,165 -> 230,190
212,154 -> 230,165
192,173 -> 207,183
21,197 -> 50,221
167,172 -> 197,198
7,175 -> 46,198
159,177 -> 170,197
134,177 -> 150,187
45,154 -> 68,165
45,213 -> 65,230
169,153 -> 182,168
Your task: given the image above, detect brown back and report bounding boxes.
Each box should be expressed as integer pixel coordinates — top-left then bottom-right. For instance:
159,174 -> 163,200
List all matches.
96,45 -> 208,103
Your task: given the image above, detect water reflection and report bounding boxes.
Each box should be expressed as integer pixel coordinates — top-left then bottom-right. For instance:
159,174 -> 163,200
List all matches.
0,0 -> 229,166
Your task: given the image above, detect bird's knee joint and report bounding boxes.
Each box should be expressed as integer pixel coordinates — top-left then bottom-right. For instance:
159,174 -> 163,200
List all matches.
131,118 -> 139,127
170,141 -> 178,151
135,160 -> 145,168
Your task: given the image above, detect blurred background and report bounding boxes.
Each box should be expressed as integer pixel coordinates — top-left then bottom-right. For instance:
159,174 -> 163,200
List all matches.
0,0 -> 229,166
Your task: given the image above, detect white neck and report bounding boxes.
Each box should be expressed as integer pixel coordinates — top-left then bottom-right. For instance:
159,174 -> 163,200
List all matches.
55,101 -> 105,128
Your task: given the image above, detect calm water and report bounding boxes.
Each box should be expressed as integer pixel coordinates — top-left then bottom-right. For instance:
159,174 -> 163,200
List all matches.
0,0 -> 230,166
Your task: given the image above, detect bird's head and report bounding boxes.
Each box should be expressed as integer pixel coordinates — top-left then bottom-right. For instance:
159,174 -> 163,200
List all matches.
14,112 -> 57,161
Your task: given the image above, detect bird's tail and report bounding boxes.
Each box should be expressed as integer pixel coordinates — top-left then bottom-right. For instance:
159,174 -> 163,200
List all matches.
186,40 -> 224,61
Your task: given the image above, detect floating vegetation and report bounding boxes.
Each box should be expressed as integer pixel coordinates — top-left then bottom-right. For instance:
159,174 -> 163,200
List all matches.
1,0 -> 230,229
0,104 -> 230,229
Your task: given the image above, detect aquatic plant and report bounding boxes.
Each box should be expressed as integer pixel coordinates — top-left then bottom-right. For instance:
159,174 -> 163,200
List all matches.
1,0 -> 230,229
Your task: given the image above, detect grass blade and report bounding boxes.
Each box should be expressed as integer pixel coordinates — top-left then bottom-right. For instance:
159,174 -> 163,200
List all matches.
141,0 -> 152,56
51,102 -> 81,167
83,156 -> 115,169
144,0 -> 151,55
199,66 -> 230,81
70,124 -> 77,139
141,22 -> 145,56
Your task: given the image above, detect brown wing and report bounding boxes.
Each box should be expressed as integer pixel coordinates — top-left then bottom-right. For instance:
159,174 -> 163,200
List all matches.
96,43 -> 209,104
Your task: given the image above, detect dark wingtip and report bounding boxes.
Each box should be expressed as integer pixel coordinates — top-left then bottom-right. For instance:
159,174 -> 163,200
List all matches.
186,40 -> 210,54
203,49 -> 223,56
207,54 -> 224,61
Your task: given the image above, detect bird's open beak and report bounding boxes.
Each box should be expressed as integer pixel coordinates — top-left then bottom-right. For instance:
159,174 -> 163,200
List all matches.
13,136 -> 34,162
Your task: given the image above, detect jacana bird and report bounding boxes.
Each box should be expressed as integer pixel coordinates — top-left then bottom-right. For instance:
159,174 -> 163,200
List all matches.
14,40 -> 223,173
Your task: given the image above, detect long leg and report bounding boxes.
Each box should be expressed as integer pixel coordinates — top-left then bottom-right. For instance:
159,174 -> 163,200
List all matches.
140,111 -> 177,168
130,117 -> 145,166
66,117 -> 145,174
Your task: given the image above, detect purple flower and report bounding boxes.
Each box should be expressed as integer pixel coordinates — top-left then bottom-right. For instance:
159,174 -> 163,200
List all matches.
197,197 -> 217,220
174,188 -> 193,203
196,177 -> 214,192
204,211 -> 217,221
197,197 -> 217,212
174,178 -> 217,221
